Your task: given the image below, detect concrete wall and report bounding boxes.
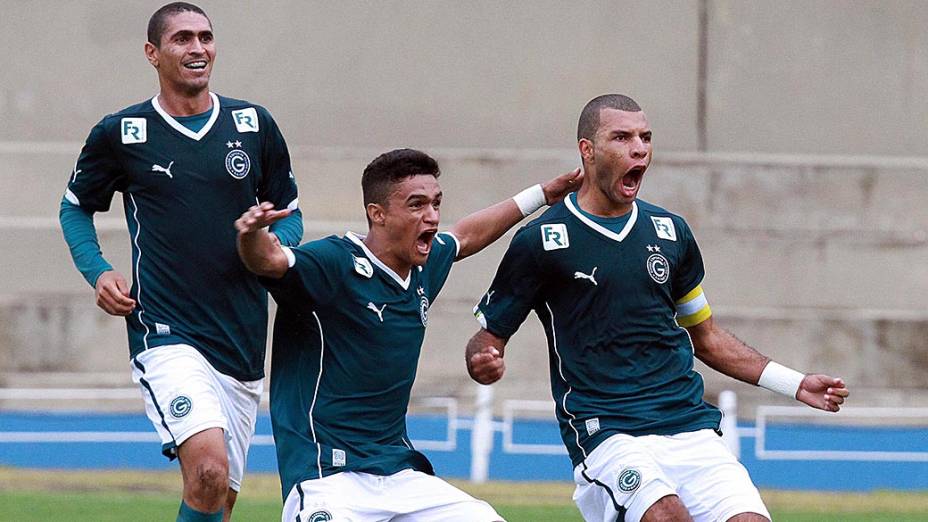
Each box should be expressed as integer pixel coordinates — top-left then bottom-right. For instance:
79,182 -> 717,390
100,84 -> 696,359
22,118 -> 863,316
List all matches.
2,1 -> 927,155
2,147 -> 927,416
2,1 -> 927,415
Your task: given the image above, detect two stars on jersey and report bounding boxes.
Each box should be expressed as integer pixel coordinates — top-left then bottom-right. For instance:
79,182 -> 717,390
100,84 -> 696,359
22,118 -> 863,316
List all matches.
121,107 -> 258,180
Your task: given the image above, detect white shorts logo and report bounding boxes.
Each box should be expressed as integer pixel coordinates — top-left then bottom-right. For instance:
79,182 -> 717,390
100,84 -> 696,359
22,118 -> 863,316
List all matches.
651,217 -> 677,241
541,224 -> 569,251
121,118 -> 147,144
332,448 -> 346,467
232,108 -> 259,133
305,511 -> 333,522
618,468 -> 641,492
647,253 -> 670,284
225,149 -> 251,179
170,396 -> 192,418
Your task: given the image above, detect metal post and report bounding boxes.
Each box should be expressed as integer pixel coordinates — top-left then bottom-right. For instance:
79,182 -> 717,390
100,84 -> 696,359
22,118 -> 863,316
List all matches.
469,384 -> 495,483
719,390 -> 740,459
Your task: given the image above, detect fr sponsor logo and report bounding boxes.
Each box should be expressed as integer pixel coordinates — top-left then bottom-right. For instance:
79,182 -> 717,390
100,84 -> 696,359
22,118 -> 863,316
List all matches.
121,118 -> 147,144
353,256 -> 373,278
232,108 -> 259,133
541,224 -> 569,251
651,216 -> 677,241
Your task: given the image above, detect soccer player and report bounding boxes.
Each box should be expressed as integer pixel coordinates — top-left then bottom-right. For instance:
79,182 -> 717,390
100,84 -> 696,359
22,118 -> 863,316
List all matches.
58,3 -> 301,521
235,148 -> 581,521
465,94 -> 850,522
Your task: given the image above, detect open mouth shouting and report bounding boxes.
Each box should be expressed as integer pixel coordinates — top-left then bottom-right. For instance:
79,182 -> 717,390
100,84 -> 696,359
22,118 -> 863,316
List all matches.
416,229 -> 437,257
619,164 -> 647,199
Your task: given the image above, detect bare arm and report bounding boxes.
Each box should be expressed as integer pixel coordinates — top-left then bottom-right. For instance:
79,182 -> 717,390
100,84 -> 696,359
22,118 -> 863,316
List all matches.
465,328 -> 509,384
687,316 -> 849,412
451,168 -> 582,260
235,202 -> 293,279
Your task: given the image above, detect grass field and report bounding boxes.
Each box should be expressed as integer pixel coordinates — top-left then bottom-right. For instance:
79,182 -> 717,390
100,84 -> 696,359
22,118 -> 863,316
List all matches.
2,468 -> 927,521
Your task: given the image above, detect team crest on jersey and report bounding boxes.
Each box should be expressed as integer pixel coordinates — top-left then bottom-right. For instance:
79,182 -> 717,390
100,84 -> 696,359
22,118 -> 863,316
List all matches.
120,118 -> 147,144
170,396 -> 192,418
651,216 -> 677,241
618,468 -> 641,493
304,511 -> 332,522
232,108 -> 259,133
417,286 -> 429,326
353,255 -> 373,278
646,245 -> 670,284
225,147 -> 251,179
541,224 -> 569,251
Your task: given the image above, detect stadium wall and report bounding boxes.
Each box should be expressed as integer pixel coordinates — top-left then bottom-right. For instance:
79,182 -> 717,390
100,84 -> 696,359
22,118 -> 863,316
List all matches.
1,148 -> 926,416
1,1 -> 927,156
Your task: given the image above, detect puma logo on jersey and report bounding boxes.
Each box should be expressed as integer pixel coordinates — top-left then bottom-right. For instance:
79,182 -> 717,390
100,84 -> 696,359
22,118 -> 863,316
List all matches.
367,302 -> 386,322
574,267 -> 598,286
151,161 -> 174,178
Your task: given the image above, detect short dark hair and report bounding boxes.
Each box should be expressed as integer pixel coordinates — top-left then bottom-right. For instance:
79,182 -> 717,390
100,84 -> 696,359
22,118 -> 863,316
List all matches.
147,2 -> 210,46
577,94 -> 642,141
362,148 -> 441,211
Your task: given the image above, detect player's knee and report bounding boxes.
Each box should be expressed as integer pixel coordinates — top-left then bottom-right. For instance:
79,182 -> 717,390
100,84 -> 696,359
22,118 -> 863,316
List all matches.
640,494 -> 692,522
190,457 -> 229,500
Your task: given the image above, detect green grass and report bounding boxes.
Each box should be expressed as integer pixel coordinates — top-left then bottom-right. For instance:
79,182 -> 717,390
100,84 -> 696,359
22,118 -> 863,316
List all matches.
1,468 -> 926,521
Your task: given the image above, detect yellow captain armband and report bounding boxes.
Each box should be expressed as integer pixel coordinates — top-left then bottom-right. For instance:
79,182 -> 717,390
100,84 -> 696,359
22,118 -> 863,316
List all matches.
675,284 -> 712,327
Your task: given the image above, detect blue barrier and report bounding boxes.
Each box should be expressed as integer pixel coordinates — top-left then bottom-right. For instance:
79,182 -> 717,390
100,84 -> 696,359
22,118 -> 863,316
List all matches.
1,412 -> 926,491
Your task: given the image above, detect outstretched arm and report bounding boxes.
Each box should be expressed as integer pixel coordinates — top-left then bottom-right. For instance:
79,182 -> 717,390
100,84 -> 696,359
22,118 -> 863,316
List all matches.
465,328 -> 509,384
451,168 -> 582,260
235,202 -> 293,279
687,317 -> 849,412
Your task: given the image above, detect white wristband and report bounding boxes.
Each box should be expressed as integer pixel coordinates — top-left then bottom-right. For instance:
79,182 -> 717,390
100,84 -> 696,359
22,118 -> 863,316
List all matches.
757,361 -> 805,399
512,184 -> 547,217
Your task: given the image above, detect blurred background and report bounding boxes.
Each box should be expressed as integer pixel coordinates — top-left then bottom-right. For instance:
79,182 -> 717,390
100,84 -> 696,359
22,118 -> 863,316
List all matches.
1,0 -> 927,501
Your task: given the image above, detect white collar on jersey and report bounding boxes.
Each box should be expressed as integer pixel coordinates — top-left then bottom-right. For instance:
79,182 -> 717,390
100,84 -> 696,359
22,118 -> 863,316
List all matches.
565,196 -> 638,242
345,231 -> 411,290
150,92 -> 220,141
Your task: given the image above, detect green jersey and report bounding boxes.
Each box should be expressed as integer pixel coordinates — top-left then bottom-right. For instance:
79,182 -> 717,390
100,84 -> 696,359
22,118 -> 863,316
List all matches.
475,196 -> 721,467
62,93 -> 301,380
263,231 -> 459,498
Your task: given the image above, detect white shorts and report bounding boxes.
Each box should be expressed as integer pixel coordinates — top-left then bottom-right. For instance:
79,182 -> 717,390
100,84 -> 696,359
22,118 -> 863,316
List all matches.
130,344 -> 263,491
282,469 -> 504,522
573,429 -> 770,522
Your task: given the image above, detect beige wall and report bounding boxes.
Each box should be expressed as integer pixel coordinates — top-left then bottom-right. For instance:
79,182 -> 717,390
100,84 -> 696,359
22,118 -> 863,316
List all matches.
2,1 -> 928,414
2,1 -> 926,154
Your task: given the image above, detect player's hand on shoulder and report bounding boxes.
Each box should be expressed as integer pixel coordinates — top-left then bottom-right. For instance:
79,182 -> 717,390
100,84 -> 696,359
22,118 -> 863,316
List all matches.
796,374 -> 849,412
468,345 -> 506,385
94,270 -> 136,316
235,202 -> 292,235
541,168 -> 583,205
